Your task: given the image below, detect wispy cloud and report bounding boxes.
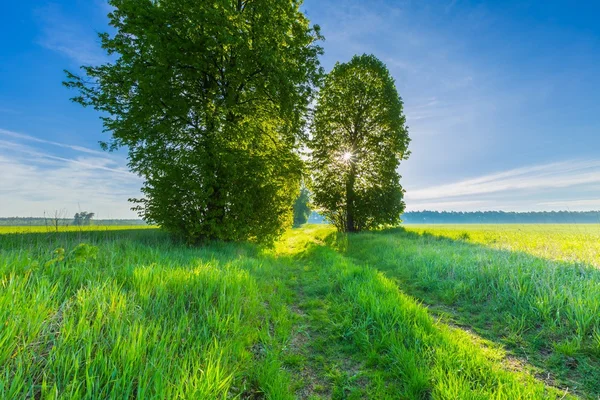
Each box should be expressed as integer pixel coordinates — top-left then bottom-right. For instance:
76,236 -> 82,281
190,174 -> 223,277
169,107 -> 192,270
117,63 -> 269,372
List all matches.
35,3 -> 108,65
537,199 -> 600,209
405,200 -> 488,211
0,129 -> 107,156
405,160 -> 600,211
407,160 -> 600,201
0,131 -> 141,218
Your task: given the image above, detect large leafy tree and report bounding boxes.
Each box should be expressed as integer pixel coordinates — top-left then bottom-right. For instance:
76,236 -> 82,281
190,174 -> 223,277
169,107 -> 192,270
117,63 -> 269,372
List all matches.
309,54 -> 410,232
65,0 -> 323,244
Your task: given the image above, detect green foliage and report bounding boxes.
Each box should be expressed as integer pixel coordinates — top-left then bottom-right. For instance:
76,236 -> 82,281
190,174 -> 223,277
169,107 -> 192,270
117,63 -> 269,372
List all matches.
292,186 -> 311,227
43,244 -> 99,267
458,231 -> 471,240
44,247 -> 65,267
69,243 -> 99,262
64,0 -> 323,244
309,54 -> 410,232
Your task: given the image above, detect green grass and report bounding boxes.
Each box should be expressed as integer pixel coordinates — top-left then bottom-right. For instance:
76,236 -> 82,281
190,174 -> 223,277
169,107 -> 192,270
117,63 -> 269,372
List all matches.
1,224 -> 594,398
0,225 -> 156,234
404,224 -> 600,266
1,228 -> 296,398
344,224 -> 600,397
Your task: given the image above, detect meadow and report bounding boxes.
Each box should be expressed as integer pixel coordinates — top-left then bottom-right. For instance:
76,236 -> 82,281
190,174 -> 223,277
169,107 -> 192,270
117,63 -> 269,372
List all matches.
1,224 -> 598,399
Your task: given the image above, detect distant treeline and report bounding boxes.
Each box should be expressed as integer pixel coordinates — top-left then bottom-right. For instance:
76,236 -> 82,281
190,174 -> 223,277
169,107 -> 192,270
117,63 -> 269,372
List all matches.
307,212 -> 327,224
307,211 -> 600,225
402,211 -> 600,224
0,217 -> 147,226
5,212 -> 600,226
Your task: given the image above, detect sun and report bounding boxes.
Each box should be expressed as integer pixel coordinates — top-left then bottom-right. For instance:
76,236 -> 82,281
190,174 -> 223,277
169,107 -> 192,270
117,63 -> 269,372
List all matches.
342,151 -> 353,162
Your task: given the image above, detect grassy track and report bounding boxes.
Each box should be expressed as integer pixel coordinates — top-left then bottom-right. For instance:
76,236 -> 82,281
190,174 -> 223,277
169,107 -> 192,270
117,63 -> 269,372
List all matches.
1,224 -> 593,398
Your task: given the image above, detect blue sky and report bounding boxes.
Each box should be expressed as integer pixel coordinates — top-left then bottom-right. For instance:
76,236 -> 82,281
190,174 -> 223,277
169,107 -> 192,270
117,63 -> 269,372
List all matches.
1,0 -> 600,218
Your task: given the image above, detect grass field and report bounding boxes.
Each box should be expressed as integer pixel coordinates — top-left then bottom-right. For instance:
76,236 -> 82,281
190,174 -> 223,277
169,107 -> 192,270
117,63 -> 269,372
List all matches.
0,225 -> 155,234
1,224 -> 598,399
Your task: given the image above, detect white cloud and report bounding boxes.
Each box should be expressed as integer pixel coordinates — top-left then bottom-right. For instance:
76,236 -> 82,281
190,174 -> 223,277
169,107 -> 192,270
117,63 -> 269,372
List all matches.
537,199 -> 600,209
405,200 -> 488,212
405,160 -> 600,211
0,132 -> 141,219
407,160 -> 600,201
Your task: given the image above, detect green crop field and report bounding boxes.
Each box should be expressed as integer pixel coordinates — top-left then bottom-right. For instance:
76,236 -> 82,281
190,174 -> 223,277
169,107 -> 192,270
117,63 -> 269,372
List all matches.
1,224 -> 598,399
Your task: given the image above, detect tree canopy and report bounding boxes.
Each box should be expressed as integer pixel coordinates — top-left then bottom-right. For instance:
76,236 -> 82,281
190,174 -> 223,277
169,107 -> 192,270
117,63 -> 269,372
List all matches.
65,0 -> 323,244
309,54 -> 410,232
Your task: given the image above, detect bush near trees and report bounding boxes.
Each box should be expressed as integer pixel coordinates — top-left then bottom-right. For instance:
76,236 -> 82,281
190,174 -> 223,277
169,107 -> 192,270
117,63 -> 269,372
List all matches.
309,54 -> 410,233
293,187 -> 311,227
65,0 -> 323,244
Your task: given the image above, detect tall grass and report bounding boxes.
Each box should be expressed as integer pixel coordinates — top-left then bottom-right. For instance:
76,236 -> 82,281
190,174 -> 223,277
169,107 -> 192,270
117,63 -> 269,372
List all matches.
343,225 -> 600,397
0,225 -> 586,398
0,228 -> 295,399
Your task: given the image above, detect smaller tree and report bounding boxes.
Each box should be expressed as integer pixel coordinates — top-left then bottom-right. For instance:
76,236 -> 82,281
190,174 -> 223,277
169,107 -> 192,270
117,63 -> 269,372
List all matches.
83,212 -> 95,225
293,187 -> 311,227
47,209 -> 68,232
74,211 -> 95,226
309,54 -> 410,232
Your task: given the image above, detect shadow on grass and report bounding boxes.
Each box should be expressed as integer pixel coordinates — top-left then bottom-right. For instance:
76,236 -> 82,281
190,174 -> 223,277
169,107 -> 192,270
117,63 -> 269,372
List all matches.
277,230 -> 568,398
328,227 -> 600,398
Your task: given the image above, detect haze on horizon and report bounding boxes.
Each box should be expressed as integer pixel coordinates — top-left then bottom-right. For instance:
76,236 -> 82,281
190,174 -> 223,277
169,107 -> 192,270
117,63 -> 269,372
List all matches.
1,0 -> 599,219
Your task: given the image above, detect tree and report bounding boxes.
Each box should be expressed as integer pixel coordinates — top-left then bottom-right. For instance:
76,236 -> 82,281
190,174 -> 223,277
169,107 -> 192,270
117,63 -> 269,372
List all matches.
73,213 -> 81,226
45,209 -> 68,232
293,186 -> 311,227
309,54 -> 410,232
64,0 -> 323,244
73,211 -> 95,226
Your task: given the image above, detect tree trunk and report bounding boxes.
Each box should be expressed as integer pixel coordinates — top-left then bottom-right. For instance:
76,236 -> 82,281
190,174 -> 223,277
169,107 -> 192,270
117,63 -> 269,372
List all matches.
345,163 -> 356,232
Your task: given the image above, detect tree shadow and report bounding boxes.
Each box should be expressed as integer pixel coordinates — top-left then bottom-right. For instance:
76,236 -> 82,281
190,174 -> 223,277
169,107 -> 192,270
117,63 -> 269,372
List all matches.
273,230 -> 573,398
328,227 -> 600,397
